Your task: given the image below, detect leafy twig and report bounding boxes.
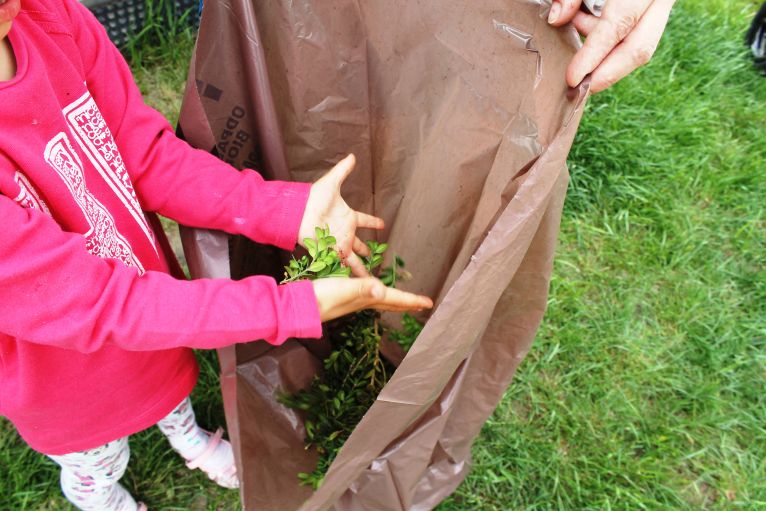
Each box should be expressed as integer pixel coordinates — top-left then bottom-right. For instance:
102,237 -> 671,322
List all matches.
282,227 -> 351,283
278,229 -> 423,489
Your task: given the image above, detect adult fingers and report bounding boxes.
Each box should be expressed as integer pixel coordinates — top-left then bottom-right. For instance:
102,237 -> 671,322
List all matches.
566,0 -> 654,87
548,0 -> 583,27
356,211 -> 384,230
588,0 -> 673,92
572,10 -> 599,36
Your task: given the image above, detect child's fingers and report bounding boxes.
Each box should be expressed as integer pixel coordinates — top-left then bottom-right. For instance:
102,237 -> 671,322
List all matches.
313,278 -> 433,322
314,278 -> 373,321
373,287 -> 434,312
345,252 -> 370,278
356,212 -> 384,230
353,236 -> 371,257
328,153 -> 356,186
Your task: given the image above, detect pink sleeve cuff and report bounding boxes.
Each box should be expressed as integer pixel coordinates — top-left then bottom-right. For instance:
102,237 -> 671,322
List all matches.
275,279 -> 323,342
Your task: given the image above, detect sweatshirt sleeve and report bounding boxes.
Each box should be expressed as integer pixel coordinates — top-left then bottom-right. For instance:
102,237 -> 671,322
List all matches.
58,0 -> 309,251
0,195 -> 322,353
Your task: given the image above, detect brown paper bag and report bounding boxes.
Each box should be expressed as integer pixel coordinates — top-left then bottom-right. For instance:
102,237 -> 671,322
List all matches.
177,1 -> 588,509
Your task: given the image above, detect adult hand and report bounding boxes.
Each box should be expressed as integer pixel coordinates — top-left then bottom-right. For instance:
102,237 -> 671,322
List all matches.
299,154 -> 384,278
547,0 -> 675,92
313,277 -> 434,322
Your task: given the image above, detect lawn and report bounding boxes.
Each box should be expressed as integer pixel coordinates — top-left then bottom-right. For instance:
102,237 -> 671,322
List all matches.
1,0 -> 764,509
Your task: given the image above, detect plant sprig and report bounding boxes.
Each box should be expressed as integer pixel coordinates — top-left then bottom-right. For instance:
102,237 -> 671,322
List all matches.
278,309 -> 389,489
389,313 -> 424,352
363,241 -> 388,273
278,228 -> 424,489
282,227 -> 351,283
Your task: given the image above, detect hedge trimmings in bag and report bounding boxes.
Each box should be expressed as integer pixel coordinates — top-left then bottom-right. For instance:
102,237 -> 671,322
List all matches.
279,228 -> 421,489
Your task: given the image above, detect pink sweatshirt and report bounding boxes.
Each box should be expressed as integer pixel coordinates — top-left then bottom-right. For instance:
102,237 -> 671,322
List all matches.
0,0 -> 322,455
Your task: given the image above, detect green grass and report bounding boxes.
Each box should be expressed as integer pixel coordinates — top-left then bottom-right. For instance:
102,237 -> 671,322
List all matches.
2,0 -> 765,509
439,0 -> 766,509
126,0 -> 197,127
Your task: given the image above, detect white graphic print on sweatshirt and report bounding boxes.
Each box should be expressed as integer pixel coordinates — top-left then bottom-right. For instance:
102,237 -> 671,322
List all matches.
44,132 -> 145,274
13,171 -> 51,214
62,89 -> 157,254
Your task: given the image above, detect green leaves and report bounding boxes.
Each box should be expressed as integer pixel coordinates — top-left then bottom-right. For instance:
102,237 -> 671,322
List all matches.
283,227 -> 411,285
282,226 -> 350,283
307,261 -> 327,273
380,255 -> 408,288
304,238 -> 318,259
363,241 -> 388,273
279,309 -> 391,489
389,313 -> 424,352
278,227 -> 425,489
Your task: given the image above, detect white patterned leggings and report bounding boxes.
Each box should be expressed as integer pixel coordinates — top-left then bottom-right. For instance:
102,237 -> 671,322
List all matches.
47,397 -> 207,511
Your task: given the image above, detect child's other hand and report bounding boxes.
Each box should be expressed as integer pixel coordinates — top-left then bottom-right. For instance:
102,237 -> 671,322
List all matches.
299,154 -> 384,278
313,277 -> 434,322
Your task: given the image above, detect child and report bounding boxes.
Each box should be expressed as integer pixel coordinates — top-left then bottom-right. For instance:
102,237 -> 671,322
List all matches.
0,0 -> 432,509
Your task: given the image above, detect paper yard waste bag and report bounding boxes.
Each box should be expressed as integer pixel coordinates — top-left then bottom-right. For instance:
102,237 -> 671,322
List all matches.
177,1 -> 587,509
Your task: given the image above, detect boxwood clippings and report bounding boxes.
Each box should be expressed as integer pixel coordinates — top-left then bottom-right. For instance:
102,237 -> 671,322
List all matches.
279,229 -> 422,489
282,227 -> 352,282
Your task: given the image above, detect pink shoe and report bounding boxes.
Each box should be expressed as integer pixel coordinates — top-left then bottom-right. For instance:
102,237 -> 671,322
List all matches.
138,504 -> 148,511
185,428 -> 240,489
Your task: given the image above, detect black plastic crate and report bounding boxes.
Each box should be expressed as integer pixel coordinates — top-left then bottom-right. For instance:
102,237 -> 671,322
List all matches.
81,0 -> 200,47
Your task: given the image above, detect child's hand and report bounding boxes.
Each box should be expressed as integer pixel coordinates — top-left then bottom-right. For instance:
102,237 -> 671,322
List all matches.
298,154 -> 384,278
312,277 -> 434,322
